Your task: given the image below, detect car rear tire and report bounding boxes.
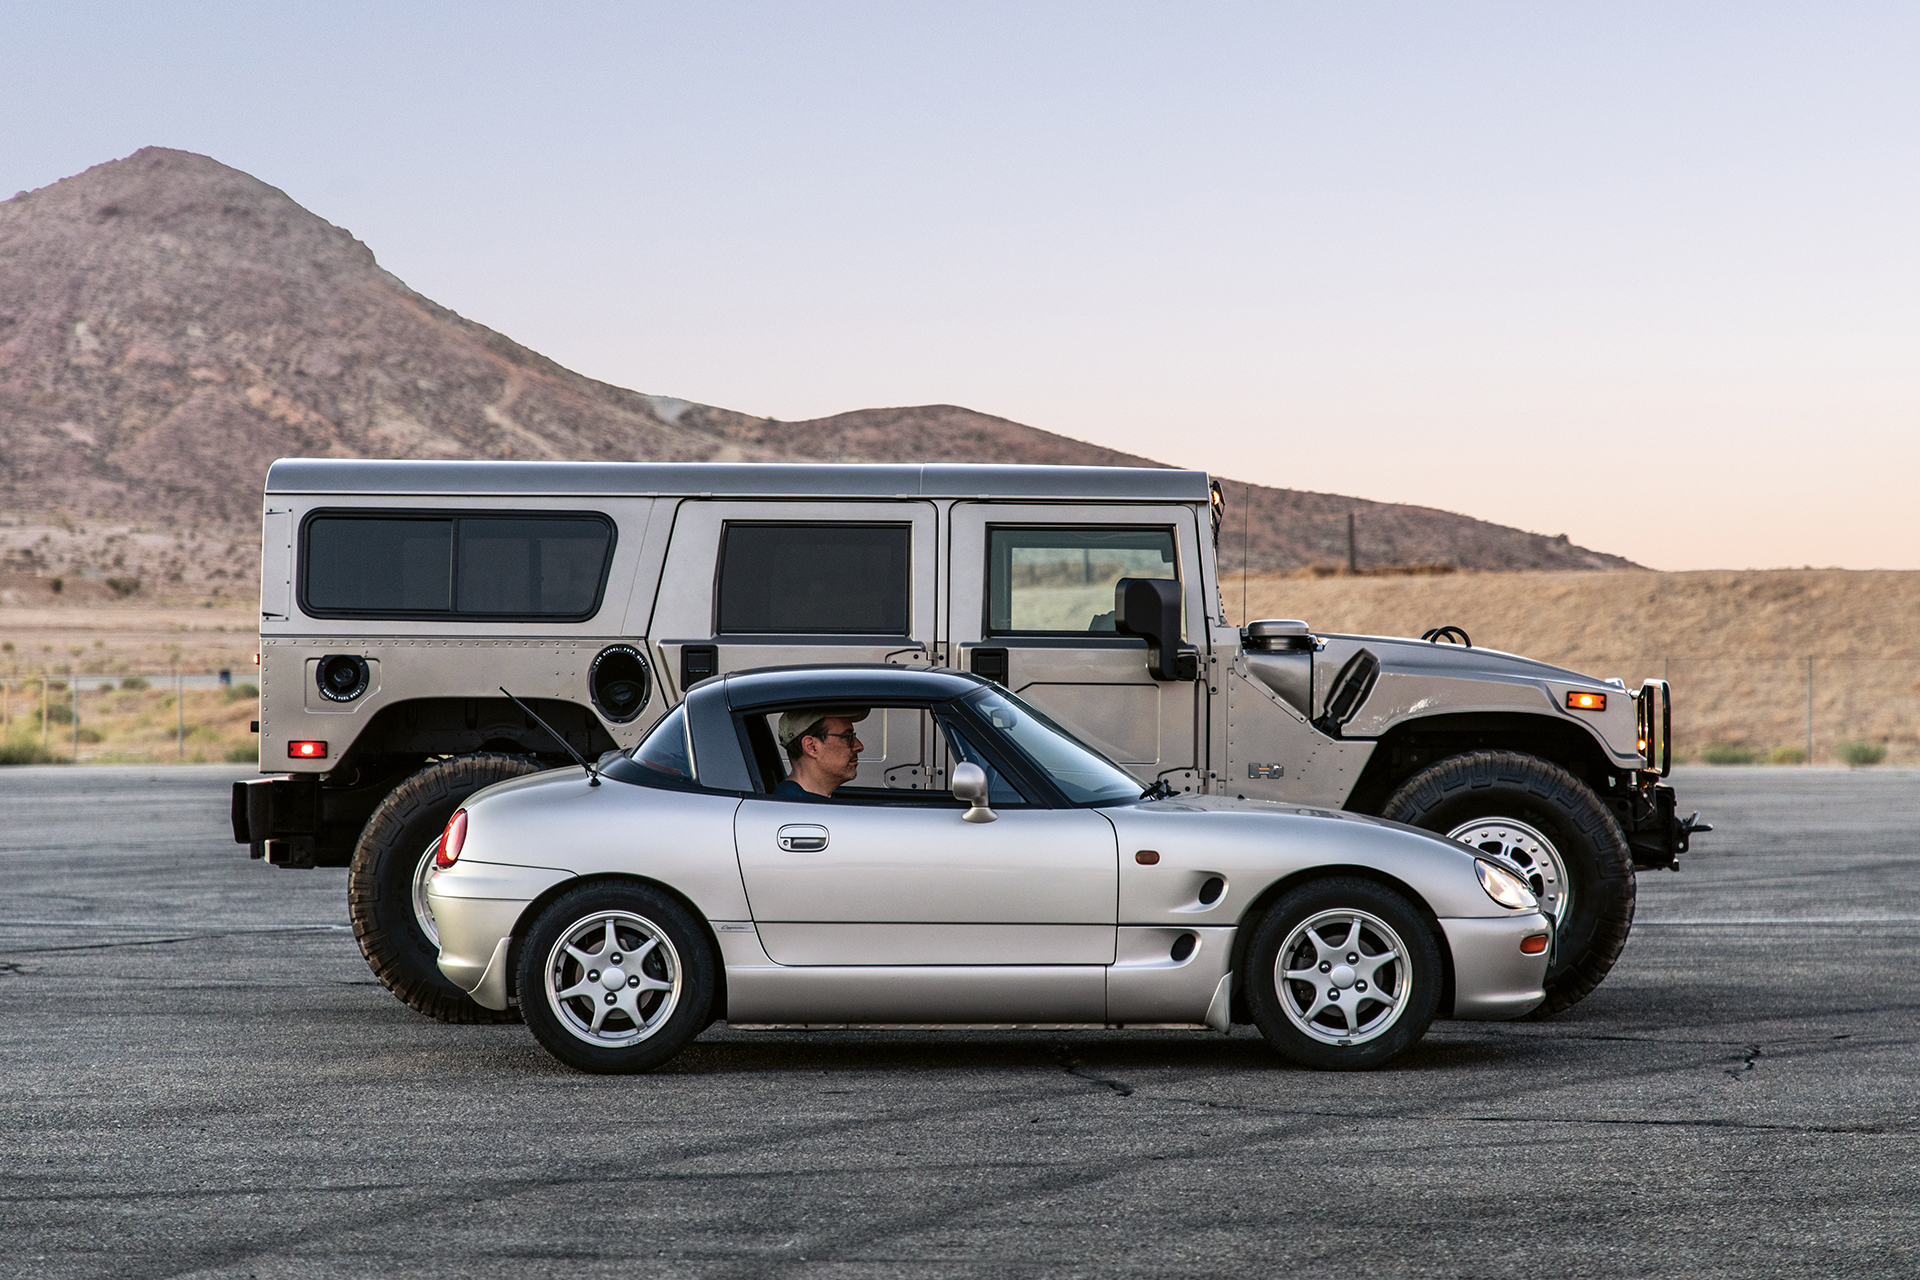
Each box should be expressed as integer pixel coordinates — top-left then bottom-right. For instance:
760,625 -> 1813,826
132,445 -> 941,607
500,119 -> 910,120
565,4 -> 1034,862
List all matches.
1380,750 -> 1634,1018
1244,877 -> 1443,1070
516,882 -> 716,1074
349,753 -> 545,1024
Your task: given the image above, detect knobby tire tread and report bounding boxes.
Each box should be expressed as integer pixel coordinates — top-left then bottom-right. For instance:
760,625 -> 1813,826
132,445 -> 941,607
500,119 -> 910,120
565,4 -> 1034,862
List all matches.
1380,749 -> 1634,1018
348,753 -> 545,1024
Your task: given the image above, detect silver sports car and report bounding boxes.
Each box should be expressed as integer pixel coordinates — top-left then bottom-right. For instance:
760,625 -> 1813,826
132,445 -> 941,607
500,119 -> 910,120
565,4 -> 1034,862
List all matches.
429,667 -> 1551,1073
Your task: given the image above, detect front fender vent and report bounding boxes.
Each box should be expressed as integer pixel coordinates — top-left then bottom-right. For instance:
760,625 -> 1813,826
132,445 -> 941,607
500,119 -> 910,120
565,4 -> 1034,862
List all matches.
1315,648 -> 1380,738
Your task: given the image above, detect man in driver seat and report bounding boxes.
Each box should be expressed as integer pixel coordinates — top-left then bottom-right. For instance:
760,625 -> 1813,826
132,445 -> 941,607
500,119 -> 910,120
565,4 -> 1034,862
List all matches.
774,707 -> 869,799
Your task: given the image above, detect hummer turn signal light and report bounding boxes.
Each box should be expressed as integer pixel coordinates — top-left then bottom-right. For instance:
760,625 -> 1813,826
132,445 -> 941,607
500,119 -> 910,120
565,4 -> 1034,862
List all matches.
1567,691 -> 1606,712
288,740 -> 328,759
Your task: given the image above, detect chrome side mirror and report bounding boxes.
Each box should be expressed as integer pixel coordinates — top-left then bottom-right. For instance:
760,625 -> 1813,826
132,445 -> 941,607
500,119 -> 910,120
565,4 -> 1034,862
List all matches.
952,762 -> 997,824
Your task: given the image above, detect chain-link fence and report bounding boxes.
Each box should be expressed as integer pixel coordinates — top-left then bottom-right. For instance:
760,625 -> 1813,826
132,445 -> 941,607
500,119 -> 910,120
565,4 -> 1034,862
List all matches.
1566,655 -> 1914,767
2,655 -> 1909,768
0,671 -> 259,764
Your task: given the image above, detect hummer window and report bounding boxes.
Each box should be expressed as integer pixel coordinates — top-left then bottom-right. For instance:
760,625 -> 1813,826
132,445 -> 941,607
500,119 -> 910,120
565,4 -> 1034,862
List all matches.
717,524 -> 910,635
987,527 -> 1177,634
301,512 -> 614,619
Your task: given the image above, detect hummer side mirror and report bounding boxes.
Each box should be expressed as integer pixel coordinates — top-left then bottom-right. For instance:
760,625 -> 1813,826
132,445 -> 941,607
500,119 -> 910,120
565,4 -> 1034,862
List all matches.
1114,578 -> 1199,682
952,762 -> 997,823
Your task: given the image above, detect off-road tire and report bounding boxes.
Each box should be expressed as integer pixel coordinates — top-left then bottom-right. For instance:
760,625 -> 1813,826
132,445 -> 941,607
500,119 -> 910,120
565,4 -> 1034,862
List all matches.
349,753 -> 545,1023
1380,750 -> 1634,1018
517,881 -> 717,1074
1244,876 -> 1444,1070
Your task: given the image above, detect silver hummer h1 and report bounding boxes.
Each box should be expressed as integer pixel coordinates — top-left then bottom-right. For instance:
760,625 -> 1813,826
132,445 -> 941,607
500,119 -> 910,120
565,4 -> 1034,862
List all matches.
232,459 -> 1700,1024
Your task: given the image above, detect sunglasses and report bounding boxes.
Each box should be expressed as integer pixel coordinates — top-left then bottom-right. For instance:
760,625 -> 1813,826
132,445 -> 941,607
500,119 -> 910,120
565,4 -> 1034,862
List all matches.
809,729 -> 861,746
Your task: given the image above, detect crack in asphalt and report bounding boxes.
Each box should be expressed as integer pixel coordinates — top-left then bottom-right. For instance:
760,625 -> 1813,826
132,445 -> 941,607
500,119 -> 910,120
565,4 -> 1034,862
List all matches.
1726,1042 -> 1762,1080
1459,1113 -> 1912,1136
1050,1043 -> 1133,1096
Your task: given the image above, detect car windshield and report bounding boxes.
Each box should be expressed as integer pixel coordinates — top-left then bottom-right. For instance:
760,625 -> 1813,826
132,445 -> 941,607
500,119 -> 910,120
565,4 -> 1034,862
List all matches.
961,685 -> 1143,805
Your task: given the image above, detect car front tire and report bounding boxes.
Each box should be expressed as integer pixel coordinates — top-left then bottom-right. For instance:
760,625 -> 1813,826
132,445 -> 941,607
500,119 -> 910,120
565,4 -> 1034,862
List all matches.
516,882 -> 716,1074
348,752 -> 545,1024
1245,877 -> 1443,1071
1380,749 -> 1634,1018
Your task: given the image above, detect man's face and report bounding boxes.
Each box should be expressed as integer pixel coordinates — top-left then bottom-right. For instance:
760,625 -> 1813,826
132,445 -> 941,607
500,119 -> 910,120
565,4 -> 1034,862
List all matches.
803,717 -> 863,787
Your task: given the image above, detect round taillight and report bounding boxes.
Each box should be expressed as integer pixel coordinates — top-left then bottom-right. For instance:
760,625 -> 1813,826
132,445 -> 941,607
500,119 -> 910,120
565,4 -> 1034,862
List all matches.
436,809 -> 468,869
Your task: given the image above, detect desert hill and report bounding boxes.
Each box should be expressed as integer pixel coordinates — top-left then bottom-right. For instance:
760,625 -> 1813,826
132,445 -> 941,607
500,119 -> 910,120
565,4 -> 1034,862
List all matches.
0,148 -> 1636,601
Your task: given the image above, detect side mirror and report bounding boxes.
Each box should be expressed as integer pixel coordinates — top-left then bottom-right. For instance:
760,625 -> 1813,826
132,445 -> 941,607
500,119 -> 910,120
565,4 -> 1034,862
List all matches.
952,762 -> 997,823
1114,578 -> 1199,682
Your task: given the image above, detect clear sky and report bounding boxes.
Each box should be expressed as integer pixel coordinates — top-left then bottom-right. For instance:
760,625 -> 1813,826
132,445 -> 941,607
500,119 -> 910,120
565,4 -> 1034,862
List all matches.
5,3 -> 1916,570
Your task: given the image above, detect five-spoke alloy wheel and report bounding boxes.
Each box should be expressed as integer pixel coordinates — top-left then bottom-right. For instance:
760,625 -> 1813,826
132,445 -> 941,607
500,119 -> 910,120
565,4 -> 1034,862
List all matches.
1246,877 -> 1442,1070
517,882 -> 715,1074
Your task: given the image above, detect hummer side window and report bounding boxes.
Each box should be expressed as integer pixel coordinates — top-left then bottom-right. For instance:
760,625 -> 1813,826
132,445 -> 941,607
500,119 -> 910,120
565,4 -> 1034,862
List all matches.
301,511 -> 613,619
716,523 -> 910,635
986,527 -> 1177,635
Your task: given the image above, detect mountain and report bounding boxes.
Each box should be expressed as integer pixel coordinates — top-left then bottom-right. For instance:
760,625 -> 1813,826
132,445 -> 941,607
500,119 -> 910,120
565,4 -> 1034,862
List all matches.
0,148 -> 1636,601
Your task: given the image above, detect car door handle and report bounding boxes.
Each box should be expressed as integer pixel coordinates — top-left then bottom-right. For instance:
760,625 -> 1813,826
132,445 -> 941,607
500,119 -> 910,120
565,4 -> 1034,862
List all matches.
777,824 -> 829,852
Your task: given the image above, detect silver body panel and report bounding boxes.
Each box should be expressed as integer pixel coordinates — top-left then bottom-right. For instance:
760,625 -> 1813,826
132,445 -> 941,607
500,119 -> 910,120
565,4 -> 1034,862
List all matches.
430,765 -> 1548,1025
255,459 -> 1639,794
1313,634 -> 1640,767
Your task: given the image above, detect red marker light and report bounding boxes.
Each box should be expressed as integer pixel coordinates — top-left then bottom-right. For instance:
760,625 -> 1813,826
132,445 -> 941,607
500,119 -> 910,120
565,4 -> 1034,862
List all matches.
1521,933 -> 1550,955
436,809 -> 468,869
288,740 -> 328,759
1566,691 -> 1606,712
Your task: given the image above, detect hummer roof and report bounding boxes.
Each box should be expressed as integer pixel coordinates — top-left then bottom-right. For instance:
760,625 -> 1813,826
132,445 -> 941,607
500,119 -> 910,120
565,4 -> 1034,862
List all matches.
264,459 -> 1212,503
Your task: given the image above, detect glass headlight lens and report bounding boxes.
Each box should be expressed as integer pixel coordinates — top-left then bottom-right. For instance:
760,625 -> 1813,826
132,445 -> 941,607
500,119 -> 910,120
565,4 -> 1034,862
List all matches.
1476,858 -> 1537,910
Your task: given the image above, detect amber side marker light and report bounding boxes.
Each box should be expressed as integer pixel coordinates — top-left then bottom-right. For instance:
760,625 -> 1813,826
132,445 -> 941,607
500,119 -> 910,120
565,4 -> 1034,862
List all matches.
1135,850 -> 1160,865
1567,691 -> 1607,712
288,740 -> 328,760
1521,934 -> 1550,955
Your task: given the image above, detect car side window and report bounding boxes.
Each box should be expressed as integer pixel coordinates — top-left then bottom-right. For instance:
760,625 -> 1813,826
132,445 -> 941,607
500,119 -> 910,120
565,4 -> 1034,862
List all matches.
986,526 -> 1178,635
940,722 -> 1031,807
635,705 -> 695,779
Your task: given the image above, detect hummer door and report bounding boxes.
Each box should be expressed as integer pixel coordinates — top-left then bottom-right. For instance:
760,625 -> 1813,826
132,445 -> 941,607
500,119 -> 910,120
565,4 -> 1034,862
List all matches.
948,504 -> 1206,791
651,500 -> 939,791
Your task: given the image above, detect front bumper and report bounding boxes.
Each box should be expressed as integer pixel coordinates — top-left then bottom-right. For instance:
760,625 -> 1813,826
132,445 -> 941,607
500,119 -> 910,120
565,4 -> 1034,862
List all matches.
1439,912 -> 1551,1020
1611,783 -> 1710,871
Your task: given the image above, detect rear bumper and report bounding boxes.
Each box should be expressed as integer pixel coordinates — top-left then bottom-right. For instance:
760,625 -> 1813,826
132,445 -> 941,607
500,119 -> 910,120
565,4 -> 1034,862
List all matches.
428,861 -> 575,1005
1439,913 -> 1550,1020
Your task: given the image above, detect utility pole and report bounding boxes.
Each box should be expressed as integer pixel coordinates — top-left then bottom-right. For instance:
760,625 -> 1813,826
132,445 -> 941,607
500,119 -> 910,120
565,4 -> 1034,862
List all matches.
42,670 -> 49,747
176,667 -> 185,761
1347,511 -> 1357,574
71,676 -> 79,763
1806,656 -> 1814,765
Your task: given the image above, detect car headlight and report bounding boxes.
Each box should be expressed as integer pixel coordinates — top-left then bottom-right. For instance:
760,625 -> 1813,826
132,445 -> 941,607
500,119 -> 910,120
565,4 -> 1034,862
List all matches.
1476,858 -> 1538,910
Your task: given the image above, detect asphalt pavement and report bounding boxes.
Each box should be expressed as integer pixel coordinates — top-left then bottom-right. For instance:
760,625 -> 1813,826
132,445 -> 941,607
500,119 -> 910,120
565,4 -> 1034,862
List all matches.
2,764 -> 1916,1278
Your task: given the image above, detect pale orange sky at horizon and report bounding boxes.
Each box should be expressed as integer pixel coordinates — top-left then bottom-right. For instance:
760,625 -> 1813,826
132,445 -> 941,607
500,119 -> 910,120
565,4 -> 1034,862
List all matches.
6,4 -> 1916,571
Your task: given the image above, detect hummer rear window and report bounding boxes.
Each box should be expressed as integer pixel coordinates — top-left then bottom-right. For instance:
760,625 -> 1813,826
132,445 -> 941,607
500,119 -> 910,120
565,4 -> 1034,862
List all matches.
716,523 -> 910,635
301,512 -> 614,619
